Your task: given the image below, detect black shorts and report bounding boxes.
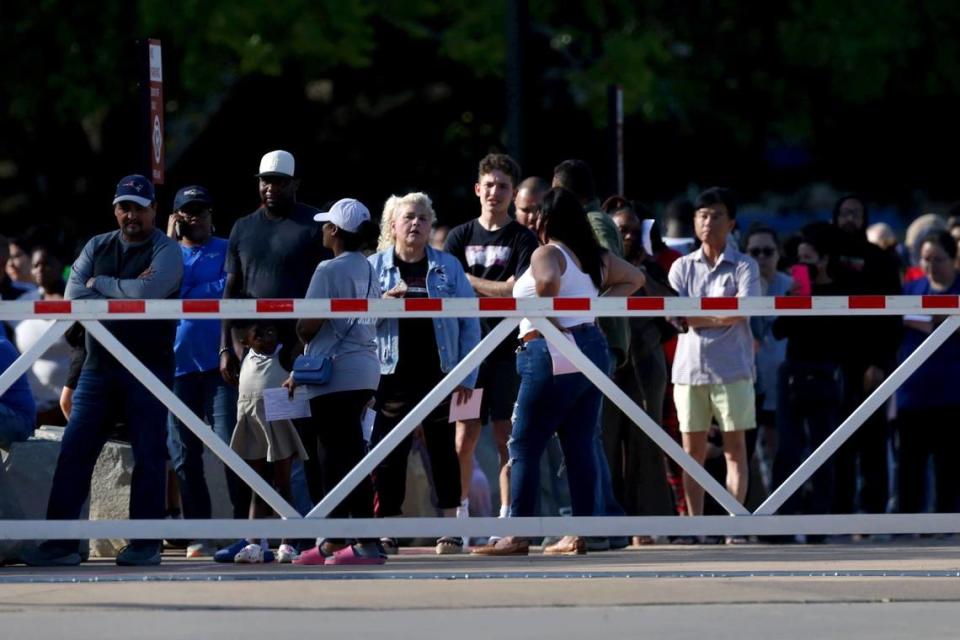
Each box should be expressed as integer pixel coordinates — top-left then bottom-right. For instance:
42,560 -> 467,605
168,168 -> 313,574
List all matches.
475,354 -> 519,423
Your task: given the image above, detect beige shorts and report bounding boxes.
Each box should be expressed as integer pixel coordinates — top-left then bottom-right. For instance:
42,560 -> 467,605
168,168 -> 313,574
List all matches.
674,380 -> 756,433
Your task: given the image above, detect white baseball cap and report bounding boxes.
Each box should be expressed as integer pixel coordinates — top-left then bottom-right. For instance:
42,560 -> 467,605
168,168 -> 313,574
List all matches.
314,198 -> 371,232
256,150 -> 295,178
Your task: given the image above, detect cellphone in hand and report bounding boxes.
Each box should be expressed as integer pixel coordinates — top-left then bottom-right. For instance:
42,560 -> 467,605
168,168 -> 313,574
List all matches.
789,263 -> 813,296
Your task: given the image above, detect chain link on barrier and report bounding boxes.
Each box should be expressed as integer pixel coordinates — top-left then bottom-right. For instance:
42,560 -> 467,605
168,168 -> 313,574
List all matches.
1,296 -> 959,540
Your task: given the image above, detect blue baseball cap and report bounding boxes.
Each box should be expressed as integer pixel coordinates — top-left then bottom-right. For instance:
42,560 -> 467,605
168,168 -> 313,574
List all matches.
173,185 -> 213,212
113,174 -> 155,207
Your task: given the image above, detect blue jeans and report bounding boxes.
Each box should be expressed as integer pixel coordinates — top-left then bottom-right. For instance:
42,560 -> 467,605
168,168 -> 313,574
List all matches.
509,325 -> 610,518
46,364 -> 173,545
0,403 -> 32,449
167,369 -> 243,519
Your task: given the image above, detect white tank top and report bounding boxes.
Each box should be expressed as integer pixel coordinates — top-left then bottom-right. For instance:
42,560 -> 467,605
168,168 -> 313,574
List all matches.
513,242 -> 599,338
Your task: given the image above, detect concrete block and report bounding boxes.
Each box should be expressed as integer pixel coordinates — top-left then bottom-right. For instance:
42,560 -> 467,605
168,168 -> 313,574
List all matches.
2,426 -> 234,558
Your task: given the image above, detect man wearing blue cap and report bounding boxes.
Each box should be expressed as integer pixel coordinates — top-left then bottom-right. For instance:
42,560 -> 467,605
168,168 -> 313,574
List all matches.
165,186 -> 246,558
25,174 -> 183,567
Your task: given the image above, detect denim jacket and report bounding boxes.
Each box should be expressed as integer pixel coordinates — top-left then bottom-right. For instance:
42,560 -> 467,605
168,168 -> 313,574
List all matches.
368,246 -> 481,388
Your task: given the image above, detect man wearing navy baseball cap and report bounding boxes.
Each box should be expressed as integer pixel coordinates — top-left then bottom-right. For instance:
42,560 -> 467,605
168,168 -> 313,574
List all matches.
167,185 -> 214,242
164,185 -> 246,556
25,174 -> 183,568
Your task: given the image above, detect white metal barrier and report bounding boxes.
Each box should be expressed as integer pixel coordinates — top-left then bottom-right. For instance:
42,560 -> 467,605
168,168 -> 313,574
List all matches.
1,294 -> 959,540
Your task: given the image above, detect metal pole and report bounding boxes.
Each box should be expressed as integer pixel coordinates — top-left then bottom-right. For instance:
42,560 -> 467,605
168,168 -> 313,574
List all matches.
530,319 -> 750,516
81,320 -> 301,519
755,314 -> 960,515
0,320 -> 72,396
305,318 -> 520,518
607,84 -> 624,196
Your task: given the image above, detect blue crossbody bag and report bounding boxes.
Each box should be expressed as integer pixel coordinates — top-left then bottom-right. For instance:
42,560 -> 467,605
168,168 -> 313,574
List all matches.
291,263 -> 374,385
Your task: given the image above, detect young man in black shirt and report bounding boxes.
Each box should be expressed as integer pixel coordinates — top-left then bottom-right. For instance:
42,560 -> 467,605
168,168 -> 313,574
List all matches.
444,153 -> 538,522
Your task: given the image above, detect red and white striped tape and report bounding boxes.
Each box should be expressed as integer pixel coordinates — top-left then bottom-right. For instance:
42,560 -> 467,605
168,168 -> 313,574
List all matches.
2,295 -> 957,320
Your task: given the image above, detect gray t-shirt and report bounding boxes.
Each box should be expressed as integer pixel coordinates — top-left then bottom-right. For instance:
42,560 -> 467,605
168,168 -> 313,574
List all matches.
301,251 -> 381,397
66,228 -> 183,301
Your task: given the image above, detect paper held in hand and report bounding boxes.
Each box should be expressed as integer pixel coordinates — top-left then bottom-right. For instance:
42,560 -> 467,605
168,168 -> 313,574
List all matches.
448,388 -> 483,422
263,387 -> 312,421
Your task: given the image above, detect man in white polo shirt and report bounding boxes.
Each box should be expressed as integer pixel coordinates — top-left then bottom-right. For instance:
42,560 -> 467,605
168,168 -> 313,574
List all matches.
668,187 -> 760,531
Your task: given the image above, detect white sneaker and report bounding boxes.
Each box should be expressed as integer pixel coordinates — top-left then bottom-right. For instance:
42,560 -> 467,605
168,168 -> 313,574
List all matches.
277,544 -> 299,563
185,542 -> 211,559
234,543 -> 264,563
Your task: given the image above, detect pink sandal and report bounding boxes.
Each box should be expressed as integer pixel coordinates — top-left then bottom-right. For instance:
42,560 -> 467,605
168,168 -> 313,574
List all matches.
326,545 -> 386,565
292,546 -> 327,566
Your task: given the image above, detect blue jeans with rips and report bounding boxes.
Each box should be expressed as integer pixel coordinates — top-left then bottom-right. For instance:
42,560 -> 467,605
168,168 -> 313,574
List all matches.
167,369 -> 244,520
509,325 -> 610,518
46,363 -> 173,548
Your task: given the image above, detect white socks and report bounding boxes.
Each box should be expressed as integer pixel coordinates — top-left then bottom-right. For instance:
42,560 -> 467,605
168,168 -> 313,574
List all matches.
499,504 -> 509,518
456,498 -> 470,519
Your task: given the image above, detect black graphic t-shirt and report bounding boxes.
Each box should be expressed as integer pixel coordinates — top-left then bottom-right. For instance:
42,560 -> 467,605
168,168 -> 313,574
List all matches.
395,253 -> 441,377
443,219 -> 538,284
444,219 -> 538,358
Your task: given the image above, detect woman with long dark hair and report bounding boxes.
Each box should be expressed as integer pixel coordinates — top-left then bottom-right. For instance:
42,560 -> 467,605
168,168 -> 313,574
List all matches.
472,187 -> 645,556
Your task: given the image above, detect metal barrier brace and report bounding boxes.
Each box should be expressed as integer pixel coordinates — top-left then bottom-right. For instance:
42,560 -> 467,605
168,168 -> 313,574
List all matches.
1,295 -> 959,540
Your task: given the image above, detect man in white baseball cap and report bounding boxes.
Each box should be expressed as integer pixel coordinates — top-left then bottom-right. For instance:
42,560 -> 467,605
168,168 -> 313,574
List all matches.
222,149 -> 327,385
216,150 -> 330,562
256,150 -> 296,179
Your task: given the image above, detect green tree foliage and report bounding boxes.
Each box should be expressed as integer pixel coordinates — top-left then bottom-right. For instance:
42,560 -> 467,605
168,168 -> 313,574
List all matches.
8,1 -> 960,138
5,0 -> 960,213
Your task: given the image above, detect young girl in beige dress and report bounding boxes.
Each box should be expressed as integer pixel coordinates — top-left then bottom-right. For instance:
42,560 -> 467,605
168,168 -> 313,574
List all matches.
226,318 -> 308,563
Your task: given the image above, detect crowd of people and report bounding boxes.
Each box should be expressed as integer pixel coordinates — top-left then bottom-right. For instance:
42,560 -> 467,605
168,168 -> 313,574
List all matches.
1,148 -> 958,567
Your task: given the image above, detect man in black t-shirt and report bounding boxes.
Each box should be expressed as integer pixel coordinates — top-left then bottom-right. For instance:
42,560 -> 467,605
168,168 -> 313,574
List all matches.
218,150 -> 330,529
220,150 -> 329,378
444,153 -> 538,521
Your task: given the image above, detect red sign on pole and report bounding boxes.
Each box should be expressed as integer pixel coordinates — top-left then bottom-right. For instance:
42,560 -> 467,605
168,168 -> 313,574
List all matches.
148,39 -> 164,185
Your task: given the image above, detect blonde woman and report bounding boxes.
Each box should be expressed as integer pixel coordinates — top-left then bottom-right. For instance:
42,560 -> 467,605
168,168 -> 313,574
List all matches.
369,192 -> 480,554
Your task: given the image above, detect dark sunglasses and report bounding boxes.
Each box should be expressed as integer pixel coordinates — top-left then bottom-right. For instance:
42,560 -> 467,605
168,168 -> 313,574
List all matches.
178,206 -> 212,220
749,247 -> 776,258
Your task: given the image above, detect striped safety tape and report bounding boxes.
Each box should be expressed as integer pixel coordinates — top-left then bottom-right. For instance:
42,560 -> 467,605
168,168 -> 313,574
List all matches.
0,295 -> 957,320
